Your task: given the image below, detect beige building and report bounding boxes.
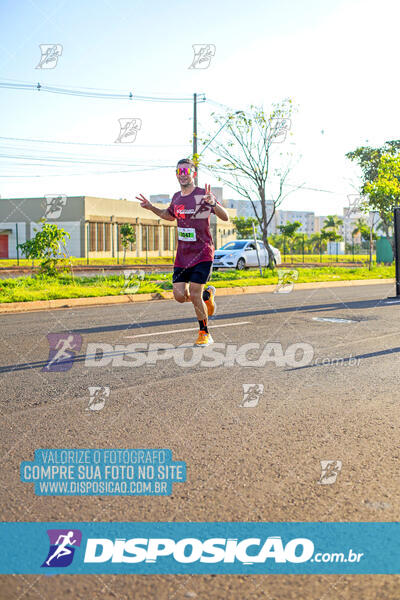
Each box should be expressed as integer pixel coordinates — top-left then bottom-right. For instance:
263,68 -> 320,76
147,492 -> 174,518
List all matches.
0,195 -> 237,260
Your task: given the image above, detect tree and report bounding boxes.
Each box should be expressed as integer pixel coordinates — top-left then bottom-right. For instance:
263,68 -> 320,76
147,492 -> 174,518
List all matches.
200,100 -> 302,268
277,221 -> 302,254
278,221 -> 302,237
351,216 -> 378,270
352,217 -> 370,242
346,140 -> 400,245
323,215 -> 343,232
232,216 -> 258,239
18,220 -> 71,277
363,153 -> 400,246
321,229 -> 341,242
310,232 -> 327,254
320,216 -> 343,253
346,140 -> 400,188
120,223 -> 136,264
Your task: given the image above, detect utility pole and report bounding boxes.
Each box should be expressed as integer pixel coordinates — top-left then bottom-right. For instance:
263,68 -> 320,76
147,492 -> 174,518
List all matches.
193,93 -> 198,186
388,206 -> 400,298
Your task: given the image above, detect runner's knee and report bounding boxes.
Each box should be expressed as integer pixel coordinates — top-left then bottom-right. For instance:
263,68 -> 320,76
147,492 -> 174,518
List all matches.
173,291 -> 186,303
189,289 -> 202,305
173,288 -> 189,303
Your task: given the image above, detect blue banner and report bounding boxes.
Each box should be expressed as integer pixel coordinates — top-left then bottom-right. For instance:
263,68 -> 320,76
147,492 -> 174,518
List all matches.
1,522 -> 400,574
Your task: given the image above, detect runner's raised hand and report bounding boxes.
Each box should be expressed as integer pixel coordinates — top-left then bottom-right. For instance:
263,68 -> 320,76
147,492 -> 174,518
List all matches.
135,193 -> 152,210
203,184 -> 216,206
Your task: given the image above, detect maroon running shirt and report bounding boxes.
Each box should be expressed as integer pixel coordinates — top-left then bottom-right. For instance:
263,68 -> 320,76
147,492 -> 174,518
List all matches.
167,186 -> 221,268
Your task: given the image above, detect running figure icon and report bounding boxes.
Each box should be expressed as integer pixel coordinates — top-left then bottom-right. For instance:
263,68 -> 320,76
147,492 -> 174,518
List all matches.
43,333 -> 82,372
41,529 -> 82,568
45,531 -> 77,566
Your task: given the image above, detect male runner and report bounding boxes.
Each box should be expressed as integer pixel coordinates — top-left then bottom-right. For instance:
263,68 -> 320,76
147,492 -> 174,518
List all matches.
136,158 -> 229,346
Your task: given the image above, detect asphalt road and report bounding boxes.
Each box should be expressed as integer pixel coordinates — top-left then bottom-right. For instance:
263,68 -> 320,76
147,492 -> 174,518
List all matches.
1,282 -> 400,599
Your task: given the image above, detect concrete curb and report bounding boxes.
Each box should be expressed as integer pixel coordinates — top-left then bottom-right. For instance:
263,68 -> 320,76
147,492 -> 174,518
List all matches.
0,278 -> 394,314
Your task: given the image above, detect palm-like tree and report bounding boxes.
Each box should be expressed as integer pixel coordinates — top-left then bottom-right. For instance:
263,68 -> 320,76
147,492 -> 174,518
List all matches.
311,232 -> 326,253
352,217 -> 368,241
323,215 -> 343,232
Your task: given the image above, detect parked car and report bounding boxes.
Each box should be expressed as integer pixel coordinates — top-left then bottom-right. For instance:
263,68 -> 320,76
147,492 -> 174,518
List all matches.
213,240 -> 281,270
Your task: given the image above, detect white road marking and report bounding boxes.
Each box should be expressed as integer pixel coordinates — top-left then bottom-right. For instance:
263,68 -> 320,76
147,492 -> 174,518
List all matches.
124,321 -> 250,339
384,300 -> 400,304
313,317 -> 356,324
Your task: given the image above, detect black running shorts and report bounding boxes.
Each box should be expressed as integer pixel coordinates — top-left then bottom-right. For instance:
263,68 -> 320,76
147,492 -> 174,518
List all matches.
173,261 -> 213,285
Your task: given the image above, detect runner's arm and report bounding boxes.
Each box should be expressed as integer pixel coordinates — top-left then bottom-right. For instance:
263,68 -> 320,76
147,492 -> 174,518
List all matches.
213,203 -> 229,222
135,194 -> 175,221
148,204 -> 175,221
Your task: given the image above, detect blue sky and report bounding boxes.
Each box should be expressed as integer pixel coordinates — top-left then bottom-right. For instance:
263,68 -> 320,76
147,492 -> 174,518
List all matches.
0,0 -> 399,215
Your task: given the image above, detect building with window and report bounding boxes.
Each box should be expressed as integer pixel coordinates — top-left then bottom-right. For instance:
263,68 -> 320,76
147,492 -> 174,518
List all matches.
0,195 -> 237,259
276,210 -> 316,235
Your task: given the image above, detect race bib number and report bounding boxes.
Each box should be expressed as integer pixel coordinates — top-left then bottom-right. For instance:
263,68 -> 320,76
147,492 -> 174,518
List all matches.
178,227 -> 196,242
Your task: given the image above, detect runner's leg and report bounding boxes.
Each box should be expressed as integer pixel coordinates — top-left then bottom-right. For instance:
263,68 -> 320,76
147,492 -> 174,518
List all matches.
173,282 -> 191,303
189,282 -> 207,321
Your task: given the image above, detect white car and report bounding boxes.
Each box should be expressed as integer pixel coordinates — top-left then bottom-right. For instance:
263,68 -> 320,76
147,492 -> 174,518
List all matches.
213,239 -> 281,270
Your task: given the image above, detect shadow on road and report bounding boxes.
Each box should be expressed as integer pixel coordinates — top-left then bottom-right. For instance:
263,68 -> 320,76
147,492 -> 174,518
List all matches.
72,297 -> 387,335
0,296 -> 394,374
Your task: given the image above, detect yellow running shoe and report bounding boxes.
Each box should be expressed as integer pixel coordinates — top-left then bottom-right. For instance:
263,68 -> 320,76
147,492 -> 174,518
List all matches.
204,285 -> 216,317
195,331 -> 214,346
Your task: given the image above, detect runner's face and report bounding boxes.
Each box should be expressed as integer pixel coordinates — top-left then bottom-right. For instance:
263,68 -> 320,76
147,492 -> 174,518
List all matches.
176,163 -> 195,187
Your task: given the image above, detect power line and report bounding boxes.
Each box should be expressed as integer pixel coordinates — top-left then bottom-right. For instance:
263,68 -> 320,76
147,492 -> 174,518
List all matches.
0,80 -> 206,103
0,165 -> 175,178
0,135 -> 190,148
0,152 -> 172,167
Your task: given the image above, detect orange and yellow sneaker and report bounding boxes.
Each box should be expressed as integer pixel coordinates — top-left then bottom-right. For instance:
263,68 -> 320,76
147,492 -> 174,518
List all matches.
204,285 -> 216,317
195,331 -> 214,346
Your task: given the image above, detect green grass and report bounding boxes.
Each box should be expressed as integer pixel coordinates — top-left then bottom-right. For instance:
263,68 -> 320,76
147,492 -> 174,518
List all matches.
0,256 -> 174,268
280,254 -> 375,263
0,265 -> 395,304
0,254 -> 378,268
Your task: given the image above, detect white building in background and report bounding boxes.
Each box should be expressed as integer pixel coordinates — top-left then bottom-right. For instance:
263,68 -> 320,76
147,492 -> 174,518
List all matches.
211,187 -> 224,206
224,198 -> 277,232
340,208 -> 383,245
340,208 -> 363,244
314,216 -> 328,233
276,210 -> 316,235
